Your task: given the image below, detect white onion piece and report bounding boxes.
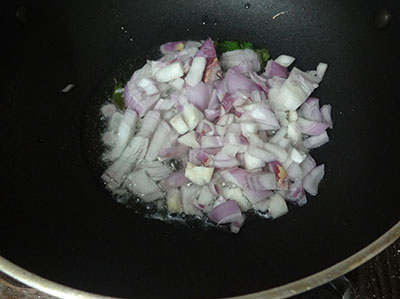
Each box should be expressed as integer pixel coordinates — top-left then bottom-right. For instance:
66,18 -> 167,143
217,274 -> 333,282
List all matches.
303,131 -> 329,149
208,200 -> 244,224
300,155 -> 317,176
101,104 -> 117,118
268,193 -> 289,219
126,169 -> 163,202
298,97 -> 323,122
321,104 -> 333,129
180,185 -> 202,215
198,185 -> 216,207
167,188 -> 183,213
215,125 -> 227,136
61,84 -> 75,93
154,98 -> 177,111
287,121 -> 302,143
185,57 -> 207,86
140,160 -> 172,181
216,114 -> 235,126
196,119 -> 215,136
269,127 -> 288,145
240,121 -> 258,137
146,120 -> 172,161
137,111 -> 161,138
247,147 -> 277,162
110,109 -> 138,160
247,134 -> 264,148
254,199 -> 270,213
297,117 -> 329,136
221,49 -> 261,72
159,170 -> 189,190
290,148 -> 307,164
264,143 -> 288,162
222,187 -> 250,211
285,161 -> 303,180
137,78 -> 159,96
274,55 -> 296,67
247,172 -> 277,191
303,164 -> 325,195
178,130 -> 200,148
169,113 -> 189,135
244,152 -> 266,170
169,78 -> 185,90
108,112 -> 124,132
102,131 -> 115,146
241,103 -> 280,130
316,63 -> 328,81
155,61 -> 184,82
183,103 -> 204,130
201,136 -> 224,148
275,67 -> 319,111
102,136 -> 149,189
185,162 -> 214,185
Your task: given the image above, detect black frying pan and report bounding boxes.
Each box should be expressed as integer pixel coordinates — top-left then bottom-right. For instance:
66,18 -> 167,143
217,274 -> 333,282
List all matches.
1,0 -> 399,298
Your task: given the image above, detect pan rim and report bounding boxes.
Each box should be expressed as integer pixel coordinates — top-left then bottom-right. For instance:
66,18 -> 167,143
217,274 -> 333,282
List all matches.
0,221 -> 399,299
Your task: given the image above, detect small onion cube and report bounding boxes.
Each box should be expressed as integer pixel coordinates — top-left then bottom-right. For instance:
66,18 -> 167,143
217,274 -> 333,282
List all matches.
268,193 -> 289,219
155,61 -> 184,83
184,162 -> 214,185
185,57 -> 207,87
183,103 -> 204,130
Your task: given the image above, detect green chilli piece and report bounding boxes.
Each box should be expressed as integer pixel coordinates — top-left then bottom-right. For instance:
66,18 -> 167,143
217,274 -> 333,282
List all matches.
111,81 -> 125,110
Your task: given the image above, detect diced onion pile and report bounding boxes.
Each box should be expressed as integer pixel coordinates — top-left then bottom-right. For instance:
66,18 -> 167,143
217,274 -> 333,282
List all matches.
100,38 -> 333,233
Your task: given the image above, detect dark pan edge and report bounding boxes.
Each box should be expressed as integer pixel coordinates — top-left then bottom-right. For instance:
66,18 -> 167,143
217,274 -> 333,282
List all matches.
0,221 -> 399,299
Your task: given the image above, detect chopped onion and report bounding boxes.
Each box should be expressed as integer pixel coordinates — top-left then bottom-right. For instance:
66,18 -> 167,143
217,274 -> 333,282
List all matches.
268,193 -> 289,218
321,104 -> 333,129
145,120 -> 172,161
290,148 -> 307,164
160,41 -> 185,54
137,111 -> 161,138
109,109 -> 138,160
303,131 -> 329,149
101,104 -> 117,118
159,169 -> 189,190
264,143 -> 288,163
158,144 -> 189,159
208,200 -> 243,224
200,135 -> 224,148
180,185 -> 202,215
169,113 -> 190,135
297,117 -> 329,136
272,67 -> 319,111
167,188 -> 183,213
265,60 -> 288,78
198,185 -> 216,206
298,97 -> 323,122
126,169 -> 163,202
178,130 -> 200,148
100,39 -> 333,233
183,103 -> 204,130
185,57 -> 207,86
140,160 -> 172,181
303,164 -> 325,195
185,162 -> 214,185
274,55 -> 296,67
155,61 -> 184,82
247,147 -> 277,162
221,49 -> 261,72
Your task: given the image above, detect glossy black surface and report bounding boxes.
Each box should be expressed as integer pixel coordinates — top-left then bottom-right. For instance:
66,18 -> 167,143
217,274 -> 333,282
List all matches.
1,0 -> 399,298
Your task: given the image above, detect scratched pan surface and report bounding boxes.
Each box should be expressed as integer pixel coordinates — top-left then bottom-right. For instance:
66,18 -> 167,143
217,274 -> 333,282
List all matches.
0,0 -> 399,298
